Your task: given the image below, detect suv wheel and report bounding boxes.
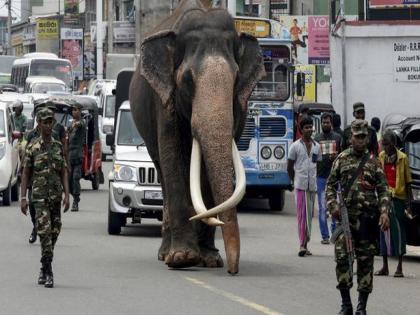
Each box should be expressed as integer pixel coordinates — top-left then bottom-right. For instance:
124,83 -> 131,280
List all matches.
2,182 -> 12,206
11,181 -> 19,202
108,200 -> 123,235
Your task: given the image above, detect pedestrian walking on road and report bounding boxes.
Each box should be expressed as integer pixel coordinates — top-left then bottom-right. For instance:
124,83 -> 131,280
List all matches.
326,120 -> 390,315
341,102 -> 379,156
12,100 -> 27,133
375,130 -> 412,278
20,108 -> 70,288
24,102 -> 68,244
314,113 -> 341,244
287,115 -> 321,257
67,102 -> 86,212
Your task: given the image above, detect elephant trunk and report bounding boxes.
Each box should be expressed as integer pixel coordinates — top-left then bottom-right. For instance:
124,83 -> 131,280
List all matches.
190,56 -> 241,274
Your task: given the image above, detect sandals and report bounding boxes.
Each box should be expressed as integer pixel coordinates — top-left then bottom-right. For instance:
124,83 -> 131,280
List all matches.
374,269 -> 389,276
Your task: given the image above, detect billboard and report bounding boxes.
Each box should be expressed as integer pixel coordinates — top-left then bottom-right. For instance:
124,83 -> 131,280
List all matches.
61,28 -> 83,80
369,0 -> 420,8
308,16 -> 329,65
37,18 -> 59,39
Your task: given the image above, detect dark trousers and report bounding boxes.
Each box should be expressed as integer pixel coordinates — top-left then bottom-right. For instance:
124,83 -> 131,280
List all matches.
69,162 -> 82,203
28,187 -> 36,227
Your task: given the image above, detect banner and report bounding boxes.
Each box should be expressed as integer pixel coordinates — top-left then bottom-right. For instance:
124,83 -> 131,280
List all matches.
37,18 -> 59,39
234,18 -> 271,38
61,28 -> 83,80
282,16 -> 308,64
393,40 -> 420,82
308,16 -> 329,65
370,0 -> 420,8
295,65 -> 316,102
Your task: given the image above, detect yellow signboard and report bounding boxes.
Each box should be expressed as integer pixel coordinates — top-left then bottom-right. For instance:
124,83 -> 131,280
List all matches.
234,19 -> 270,38
37,18 -> 59,39
295,65 -> 316,102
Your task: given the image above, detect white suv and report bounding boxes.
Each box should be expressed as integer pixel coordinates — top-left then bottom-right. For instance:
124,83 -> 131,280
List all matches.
0,101 -> 20,205
107,101 -> 163,234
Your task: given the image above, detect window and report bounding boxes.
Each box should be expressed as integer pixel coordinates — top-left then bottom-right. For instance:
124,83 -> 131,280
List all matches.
105,95 -> 115,117
117,110 -> 143,146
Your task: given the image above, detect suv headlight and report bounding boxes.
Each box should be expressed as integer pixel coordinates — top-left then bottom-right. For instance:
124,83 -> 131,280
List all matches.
0,141 -> 5,160
114,164 -> 137,182
412,188 -> 420,201
103,125 -> 114,134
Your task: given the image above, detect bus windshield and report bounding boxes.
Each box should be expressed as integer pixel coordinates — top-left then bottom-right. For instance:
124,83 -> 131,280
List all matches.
30,60 -> 72,87
251,46 -> 290,101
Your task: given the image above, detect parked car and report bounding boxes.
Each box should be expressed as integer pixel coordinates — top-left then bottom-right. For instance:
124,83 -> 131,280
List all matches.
0,100 -> 20,205
106,101 -> 163,235
97,80 -> 116,160
24,76 -> 67,94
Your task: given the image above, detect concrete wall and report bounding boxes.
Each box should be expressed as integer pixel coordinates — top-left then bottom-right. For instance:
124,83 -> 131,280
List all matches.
330,23 -> 420,127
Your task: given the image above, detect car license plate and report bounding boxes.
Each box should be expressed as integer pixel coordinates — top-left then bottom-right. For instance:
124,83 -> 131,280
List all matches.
144,191 -> 163,200
260,162 -> 286,171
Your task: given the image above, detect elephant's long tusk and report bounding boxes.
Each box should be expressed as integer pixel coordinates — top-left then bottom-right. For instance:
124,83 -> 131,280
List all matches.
190,138 -> 224,226
189,140 -> 246,222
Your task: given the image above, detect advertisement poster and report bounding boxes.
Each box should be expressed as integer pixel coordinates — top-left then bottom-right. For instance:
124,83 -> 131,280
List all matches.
36,18 -> 59,39
294,65 -> 316,102
281,16 -> 308,64
393,40 -> 420,82
84,34 -> 96,80
61,28 -> 83,80
370,0 -> 420,8
308,16 -> 330,65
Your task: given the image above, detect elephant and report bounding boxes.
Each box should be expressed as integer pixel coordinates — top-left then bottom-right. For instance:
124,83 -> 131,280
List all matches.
129,0 -> 265,274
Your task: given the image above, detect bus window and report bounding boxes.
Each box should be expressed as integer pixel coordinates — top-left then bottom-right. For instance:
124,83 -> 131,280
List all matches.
30,60 -> 72,88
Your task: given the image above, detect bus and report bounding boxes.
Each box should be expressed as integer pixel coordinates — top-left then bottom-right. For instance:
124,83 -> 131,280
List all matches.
11,53 -> 73,90
234,17 -> 304,211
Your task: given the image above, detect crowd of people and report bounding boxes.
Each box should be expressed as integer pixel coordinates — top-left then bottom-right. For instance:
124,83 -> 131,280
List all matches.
287,102 -> 413,315
12,99 -> 86,288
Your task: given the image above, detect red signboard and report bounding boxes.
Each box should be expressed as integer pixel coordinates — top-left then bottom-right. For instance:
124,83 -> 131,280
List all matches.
370,0 -> 420,8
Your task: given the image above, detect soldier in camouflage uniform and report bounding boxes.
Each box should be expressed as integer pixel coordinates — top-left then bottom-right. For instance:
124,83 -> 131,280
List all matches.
67,102 -> 86,212
12,100 -> 27,133
20,108 -> 70,288
326,120 -> 390,315
25,102 -> 68,244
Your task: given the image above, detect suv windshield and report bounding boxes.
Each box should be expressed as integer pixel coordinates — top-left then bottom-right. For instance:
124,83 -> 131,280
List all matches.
0,110 -> 4,136
105,95 -> 115,117
117,110 -> 143,146
32,83 -> 66,93
407,142 -> 420,170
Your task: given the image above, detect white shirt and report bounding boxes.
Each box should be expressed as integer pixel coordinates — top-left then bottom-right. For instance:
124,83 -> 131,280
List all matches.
288,139 -> 321,192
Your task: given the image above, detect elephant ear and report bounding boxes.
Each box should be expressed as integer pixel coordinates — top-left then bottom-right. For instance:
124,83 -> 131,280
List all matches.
236,33 -> 266,111
140,30 -> 176,106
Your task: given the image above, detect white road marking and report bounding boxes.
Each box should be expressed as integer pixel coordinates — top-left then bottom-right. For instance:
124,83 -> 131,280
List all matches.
185,276 -> 285,315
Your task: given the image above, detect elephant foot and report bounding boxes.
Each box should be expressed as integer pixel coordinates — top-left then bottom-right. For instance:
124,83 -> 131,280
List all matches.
165,248 -> 201,268
158,244 -> 170,261
158,227 -> 171,261
198,247 -> 224,268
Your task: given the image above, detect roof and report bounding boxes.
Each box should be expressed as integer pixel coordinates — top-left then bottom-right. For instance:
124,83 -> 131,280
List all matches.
34,95 -> 99,113
294,102 -> 335,114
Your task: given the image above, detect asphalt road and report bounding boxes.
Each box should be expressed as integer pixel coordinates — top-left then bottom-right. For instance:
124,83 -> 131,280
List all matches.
1,161 -> 420,315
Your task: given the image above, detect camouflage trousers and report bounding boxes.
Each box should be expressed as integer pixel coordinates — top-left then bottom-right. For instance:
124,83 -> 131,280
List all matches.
69,162 -> 82,203
34,200 -> 62,264
335,231 -> 377,293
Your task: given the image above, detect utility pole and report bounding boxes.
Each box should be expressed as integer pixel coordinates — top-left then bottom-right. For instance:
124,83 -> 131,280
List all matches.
108,0 -> 113,54
339,0 -> 347,126
135,0 -> 141,56
97,0 -> 104,79
7,0 -> 12,55
227,0 -> 236,16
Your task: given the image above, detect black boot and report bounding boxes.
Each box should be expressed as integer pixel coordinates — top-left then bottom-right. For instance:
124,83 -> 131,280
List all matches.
29,228 -> 37,244
338,289 -> 353,315
71,200 -> 79,212
355,292 -> 369,315
44,262 -> 54,288
37,264 -> 46,285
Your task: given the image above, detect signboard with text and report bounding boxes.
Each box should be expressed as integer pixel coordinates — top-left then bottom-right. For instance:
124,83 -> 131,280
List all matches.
393,40 -> 420,82
37,18 -> 59,39
234,19 -> 271,38
295,65 -> 316,102
370,0 -> 420,8
308,16 -> 329,64
61,28 -> 83,79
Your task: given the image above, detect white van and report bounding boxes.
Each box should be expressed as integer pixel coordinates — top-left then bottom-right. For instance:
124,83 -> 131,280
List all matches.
98,80 -> 116,160
0,101 -> 20,205
24,76 -> 67,94
107,101 -> 163,234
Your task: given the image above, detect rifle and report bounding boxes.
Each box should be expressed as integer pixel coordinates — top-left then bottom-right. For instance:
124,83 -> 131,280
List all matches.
331,182 -> 354,277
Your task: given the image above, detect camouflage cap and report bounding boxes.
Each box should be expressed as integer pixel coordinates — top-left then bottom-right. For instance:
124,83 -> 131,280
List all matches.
353,102 -> 365,112
36,107 -> 54,121
351,119 -> 369,136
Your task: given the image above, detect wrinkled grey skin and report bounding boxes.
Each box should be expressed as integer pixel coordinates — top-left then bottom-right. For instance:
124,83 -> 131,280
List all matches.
129,0 -> 264,274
